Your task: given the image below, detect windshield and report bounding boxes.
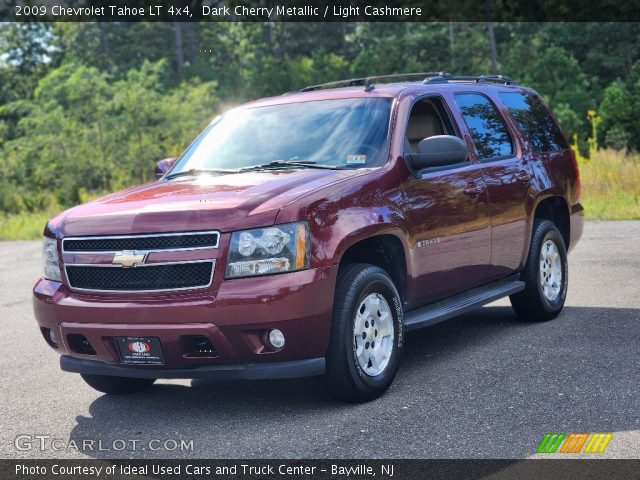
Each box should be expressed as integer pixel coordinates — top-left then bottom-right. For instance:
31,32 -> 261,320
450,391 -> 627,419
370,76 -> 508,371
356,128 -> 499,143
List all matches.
169,97 -> 393,175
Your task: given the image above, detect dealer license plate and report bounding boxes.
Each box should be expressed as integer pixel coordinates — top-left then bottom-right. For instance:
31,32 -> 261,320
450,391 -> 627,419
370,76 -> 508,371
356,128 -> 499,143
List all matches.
115,336 -> 165,365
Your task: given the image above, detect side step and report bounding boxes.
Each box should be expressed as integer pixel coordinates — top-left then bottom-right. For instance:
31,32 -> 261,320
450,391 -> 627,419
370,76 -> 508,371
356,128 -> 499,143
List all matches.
404,275 -> 525,331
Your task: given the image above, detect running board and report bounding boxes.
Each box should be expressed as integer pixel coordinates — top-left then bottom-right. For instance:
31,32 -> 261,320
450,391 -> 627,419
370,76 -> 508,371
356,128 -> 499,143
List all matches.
404,275 -> 525,331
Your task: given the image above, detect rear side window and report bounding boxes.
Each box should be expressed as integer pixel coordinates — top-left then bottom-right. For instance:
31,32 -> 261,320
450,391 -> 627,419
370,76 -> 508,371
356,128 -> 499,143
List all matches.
454,93 -> 513,160
498,92 -> 568,152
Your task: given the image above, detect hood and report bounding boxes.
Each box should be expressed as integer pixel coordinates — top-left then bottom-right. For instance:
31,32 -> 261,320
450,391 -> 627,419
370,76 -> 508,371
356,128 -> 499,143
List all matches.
50,169 -> 359,237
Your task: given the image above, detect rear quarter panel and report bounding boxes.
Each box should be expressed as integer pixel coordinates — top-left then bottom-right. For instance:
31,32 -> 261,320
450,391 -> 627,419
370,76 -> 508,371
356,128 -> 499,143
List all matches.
529,148 -> 582,250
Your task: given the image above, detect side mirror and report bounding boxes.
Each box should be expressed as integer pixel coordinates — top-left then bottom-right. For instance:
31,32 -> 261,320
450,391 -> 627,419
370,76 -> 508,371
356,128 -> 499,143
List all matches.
155,157 -> 177,179
407,135 -> 468,170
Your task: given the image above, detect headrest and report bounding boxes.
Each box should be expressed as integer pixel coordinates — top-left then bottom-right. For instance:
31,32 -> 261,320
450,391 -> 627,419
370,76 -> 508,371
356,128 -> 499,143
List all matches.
407,113 -> 443,141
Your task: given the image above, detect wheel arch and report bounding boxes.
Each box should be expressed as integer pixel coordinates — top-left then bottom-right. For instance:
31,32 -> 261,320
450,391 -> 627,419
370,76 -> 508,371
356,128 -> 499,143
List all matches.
532,195 -> 571,249
336,230 -> 410,304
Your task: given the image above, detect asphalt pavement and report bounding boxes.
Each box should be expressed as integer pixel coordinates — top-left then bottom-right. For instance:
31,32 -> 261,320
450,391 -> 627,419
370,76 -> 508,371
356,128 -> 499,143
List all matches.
0,221 -> 638,459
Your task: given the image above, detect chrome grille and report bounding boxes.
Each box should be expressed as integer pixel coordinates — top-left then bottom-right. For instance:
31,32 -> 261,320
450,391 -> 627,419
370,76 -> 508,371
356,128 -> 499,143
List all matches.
62,231 -> 219,293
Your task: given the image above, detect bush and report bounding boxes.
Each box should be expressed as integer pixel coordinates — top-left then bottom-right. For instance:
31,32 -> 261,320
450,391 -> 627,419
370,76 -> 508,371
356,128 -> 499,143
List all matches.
0,188 -> 26,215
605,125 -> 631,150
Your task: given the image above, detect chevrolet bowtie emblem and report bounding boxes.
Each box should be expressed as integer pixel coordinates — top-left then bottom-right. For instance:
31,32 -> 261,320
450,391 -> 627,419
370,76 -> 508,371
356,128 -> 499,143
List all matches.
112,250 -> 148,268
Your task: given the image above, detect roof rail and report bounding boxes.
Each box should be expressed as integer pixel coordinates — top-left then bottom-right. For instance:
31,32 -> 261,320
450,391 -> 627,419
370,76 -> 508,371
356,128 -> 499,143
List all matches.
298,72 -> 517,93
300,72 -> 453,92
424,74 -> 518,85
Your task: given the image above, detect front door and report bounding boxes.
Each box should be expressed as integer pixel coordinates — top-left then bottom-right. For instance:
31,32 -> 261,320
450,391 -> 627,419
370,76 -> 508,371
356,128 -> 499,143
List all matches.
400,95 -> 491,308
401,165 -> 492,307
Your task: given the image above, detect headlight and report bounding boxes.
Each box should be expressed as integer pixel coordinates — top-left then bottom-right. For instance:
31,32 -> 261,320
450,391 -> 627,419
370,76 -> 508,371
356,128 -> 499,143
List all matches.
225,222 -> 309,279
43,237 -> 62,282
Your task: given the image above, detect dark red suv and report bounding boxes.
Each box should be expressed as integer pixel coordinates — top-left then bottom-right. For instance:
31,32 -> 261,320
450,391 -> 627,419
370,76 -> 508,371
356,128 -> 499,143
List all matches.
33,73 -> 583,401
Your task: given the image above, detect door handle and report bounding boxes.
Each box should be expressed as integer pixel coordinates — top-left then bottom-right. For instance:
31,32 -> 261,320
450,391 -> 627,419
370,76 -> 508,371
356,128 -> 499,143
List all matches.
516,172 -> 532,185
463,184 -> 484,196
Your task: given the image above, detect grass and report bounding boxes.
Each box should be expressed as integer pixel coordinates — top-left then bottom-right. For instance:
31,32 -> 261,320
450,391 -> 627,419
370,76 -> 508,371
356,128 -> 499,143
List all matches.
1,149 -> 639,240
579,149 -> 640,220
0,211 -> 54,241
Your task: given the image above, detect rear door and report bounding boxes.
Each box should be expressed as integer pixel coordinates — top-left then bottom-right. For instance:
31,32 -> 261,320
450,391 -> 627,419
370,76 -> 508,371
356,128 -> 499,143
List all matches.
495,90 -> 573,264
452,92 -> 531,280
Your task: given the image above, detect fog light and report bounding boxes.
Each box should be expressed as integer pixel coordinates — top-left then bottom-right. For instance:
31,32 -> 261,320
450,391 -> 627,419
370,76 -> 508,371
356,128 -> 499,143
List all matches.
268,329 -> 285,349
67,334 -> 96,355
191,336 -> 216,356
41,327 -> 58,348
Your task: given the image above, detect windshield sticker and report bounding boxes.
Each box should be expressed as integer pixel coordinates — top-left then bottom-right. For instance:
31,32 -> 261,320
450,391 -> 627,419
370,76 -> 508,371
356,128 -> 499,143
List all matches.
347,154 -> 367,164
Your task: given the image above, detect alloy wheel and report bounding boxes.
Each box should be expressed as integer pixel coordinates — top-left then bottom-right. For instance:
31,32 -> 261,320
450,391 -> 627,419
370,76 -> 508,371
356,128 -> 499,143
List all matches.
353,293 -> 395,376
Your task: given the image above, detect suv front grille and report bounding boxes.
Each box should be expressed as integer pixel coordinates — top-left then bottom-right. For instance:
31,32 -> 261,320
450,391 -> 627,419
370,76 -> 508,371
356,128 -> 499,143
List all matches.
63,232 -> 219,252
65,261 -> 215,292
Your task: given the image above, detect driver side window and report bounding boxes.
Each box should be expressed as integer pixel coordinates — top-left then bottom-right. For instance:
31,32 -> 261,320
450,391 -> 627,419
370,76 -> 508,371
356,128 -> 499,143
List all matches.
405,98 -> 455,153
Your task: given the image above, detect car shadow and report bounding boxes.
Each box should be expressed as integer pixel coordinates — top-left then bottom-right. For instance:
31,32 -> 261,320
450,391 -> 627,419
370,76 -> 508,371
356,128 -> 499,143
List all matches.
68,305 -> 640,459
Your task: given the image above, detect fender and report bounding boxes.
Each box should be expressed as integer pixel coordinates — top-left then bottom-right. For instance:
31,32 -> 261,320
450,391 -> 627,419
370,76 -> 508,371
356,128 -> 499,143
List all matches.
332,222 -> 412,271
275,167 -> 412,275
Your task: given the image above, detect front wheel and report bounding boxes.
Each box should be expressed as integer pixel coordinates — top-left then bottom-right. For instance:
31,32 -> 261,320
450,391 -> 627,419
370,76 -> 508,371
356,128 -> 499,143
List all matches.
510,219 -> 568,321
324,264 -> 404,402
80,374 -> 156,394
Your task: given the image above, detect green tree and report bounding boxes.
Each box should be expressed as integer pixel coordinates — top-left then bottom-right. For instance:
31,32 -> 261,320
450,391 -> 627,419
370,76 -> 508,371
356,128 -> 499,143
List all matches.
521,46 -> 593,138
1,60 -> 217,213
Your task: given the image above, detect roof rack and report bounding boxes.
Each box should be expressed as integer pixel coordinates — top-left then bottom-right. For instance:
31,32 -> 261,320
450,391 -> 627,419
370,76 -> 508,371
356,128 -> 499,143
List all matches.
300,72 -> 453,92
423,74 -> 517,85
298,72 -> 518,93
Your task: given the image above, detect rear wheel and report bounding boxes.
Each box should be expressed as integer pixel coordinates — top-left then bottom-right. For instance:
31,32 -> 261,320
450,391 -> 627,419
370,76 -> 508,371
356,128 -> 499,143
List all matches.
324,264 -> 403,402
510,219 -> 568,321
80,374 -> 156,394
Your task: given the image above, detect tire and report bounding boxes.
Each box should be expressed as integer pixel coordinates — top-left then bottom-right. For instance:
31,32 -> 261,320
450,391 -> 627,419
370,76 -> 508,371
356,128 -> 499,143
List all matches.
510,219 -> 568,322
80,374 -> 156,394
324,263 -> 404,402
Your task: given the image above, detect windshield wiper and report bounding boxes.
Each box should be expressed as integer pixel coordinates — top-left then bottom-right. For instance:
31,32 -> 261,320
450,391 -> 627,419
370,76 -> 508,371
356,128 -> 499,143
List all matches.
164,168 -> 233,180
166,161 -> 340,179
237,160 -> 341,172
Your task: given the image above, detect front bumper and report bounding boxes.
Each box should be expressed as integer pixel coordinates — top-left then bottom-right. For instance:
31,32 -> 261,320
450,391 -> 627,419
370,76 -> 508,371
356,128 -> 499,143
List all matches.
61,355 -> 325,380
33,266 -> 337,378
